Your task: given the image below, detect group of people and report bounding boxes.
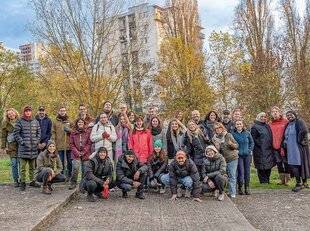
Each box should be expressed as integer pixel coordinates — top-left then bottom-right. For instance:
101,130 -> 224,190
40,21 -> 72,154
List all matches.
1,102 -> 310,202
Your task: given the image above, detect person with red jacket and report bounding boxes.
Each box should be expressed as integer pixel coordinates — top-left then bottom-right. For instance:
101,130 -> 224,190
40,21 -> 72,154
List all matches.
269,106 -> 289,185
128,116 -> 153,164
69,118 -> 92,189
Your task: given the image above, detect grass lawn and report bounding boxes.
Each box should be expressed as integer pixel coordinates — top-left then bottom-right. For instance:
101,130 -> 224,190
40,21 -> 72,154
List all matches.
0,156 -> 295,189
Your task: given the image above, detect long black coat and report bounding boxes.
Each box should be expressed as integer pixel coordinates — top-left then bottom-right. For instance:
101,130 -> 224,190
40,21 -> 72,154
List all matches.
14,117 -> 41,159
251,121 -> 275,170
116,155 -> 148,185
169,159 -> 201,198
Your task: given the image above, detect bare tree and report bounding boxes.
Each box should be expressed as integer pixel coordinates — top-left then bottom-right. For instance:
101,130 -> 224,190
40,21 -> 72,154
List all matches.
281,0 -> 310,122
31,0 -> 132,115
234,0 -> 282,120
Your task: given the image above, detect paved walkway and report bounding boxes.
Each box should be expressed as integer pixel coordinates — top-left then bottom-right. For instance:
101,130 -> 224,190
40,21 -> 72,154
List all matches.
234,189 -> 310,231
0,183 -> 76,231
47,191 -> 255,231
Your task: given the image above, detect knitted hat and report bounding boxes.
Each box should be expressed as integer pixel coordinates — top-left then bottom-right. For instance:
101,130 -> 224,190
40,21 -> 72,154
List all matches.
154,139 -> 163,148
46,140 -> 56,148
205,145 -> 218,155
23,105 -> 32,112
125,149 -> 135,156
223,109 -> 230,115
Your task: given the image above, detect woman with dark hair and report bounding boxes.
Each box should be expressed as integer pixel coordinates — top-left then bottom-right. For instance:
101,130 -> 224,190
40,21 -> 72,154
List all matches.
149,116 -> 167,152
115,114 -> 131,162
147,140 -> 168,193
203,110 -> 221,140
69,118 -> 92,189
183,120 -> 210,179
127,111 -> 136,129
251,112 -> 275,184
284,110 -> 310,192
128,116 -> 153,164
166,118 -> 186,161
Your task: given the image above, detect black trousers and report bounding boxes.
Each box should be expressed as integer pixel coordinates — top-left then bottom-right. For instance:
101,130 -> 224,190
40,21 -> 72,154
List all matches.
202,174 -> 227,194
117,173 -> 146,195
290,165 -> 307,185
257,169 -> 271,184
274,150 -> 289,174
84,180 -> 115,195
36,168 -> 66,186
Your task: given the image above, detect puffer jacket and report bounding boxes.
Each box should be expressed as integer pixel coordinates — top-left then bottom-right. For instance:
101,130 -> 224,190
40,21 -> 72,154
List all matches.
1,120 -> 18,157
128,129 -> 153,164
116,154 -> 148,185
201,153 -> 227,179
183,132 -> 209,166
36,150 -> 63,175
148,155 -> 168,178
232,129 -> 254,156
14,117 -> 41,159
70,128 -> 92,161
83,153 -> 114,185
90,122 -> 117,153
168,159 -> 201,198
212,133 -> 239,163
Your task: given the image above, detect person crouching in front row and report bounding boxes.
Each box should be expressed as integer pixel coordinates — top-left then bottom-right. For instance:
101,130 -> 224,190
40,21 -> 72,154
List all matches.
116,150 -> 148,199
201,145 -> 227,201
36,140 -> 66,194
160,150 -> 202,202
81,147 -> 114,202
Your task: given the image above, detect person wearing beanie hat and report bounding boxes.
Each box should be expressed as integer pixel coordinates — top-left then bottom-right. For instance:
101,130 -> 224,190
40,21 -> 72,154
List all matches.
160,150 -> 202,202
14,105 -> 41,191
222,109 -> 234,133
116,150 -> 149,199
147,140 -> 168,193
201,146 -> 227,201
284,110 -> 310,192
81,147 -> 114,202
36,140 -> 65,194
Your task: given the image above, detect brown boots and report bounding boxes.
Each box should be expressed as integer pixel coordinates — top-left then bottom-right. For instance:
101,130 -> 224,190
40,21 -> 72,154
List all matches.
42,186 -> 52,194
278,173 -> 290,186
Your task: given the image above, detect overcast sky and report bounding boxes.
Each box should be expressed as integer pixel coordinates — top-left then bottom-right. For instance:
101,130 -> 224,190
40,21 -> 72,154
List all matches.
0,0 -> 305,49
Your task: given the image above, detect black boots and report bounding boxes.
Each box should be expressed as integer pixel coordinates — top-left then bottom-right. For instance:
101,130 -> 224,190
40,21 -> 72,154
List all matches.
87,193 -> 96,202
20,182 -> 26,191
244,183 -> 251,195
122,191 -> 128,198
29,181 -> 41,188
238,183 -> 244,195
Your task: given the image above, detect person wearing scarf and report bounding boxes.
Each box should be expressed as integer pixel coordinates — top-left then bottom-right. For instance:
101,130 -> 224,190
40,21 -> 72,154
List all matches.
183,120 -> 210,180
36,140 -> 65,194
52,106 -> 73,180
95,101 -> 119,127
202,110 -> 221,142
149,116 -> 167,152
69,118 -> 92,190
251,112 -> 275,184
115,114 -> 131,161
14,105 -> 41,191
1,108 -> 20,187
212,122 -> 239,198
269,106 -> 290,185
284,110 -> 310,192
166,118 -> 186,161
128,116 -> 153,164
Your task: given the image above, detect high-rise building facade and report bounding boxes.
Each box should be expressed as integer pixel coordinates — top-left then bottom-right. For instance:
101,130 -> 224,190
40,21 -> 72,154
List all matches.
19,42 -> 44,74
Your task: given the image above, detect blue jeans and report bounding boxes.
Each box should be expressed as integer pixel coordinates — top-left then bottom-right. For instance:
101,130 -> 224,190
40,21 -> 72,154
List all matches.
237,155 -> 251,185
71,159 -> 86,183
160,173 -> 193,189
227,159 -> 238,196
58,150 -> 72,178
10,157 -> 20,182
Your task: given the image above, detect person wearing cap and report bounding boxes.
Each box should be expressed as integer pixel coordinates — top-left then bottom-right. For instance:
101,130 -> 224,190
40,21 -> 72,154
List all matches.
160,150 -> 202,202
52,105 -> 73,180
14,105 -> 41,191
81,147 -> 114,202
284,110 -> 310,192
201,145 -> 227,201
35,106 -> 52,152
116,150 -> 148,199
222,109 -> 234,133
251,112 -> 275,184
147,140 -> 168,193
36,140 -> 65,194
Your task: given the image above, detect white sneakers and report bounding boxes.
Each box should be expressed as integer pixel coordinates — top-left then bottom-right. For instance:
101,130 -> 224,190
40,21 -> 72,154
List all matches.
214,189 -> 225,201
218,194 -> 225,201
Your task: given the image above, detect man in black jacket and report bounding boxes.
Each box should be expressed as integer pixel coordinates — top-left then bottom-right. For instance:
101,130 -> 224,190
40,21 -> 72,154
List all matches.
116,150 -> 148,199
35,106 -> 52,152
81,147 -> 114,202
160,150 -> 202,202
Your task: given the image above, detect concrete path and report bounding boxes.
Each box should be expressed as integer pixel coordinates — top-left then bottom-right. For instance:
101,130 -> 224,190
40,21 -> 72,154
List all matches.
47,191 -> 255,231
0,183 -> 76,231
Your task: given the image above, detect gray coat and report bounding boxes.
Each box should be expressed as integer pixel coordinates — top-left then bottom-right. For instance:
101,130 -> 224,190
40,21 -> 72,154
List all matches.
14,117 -> 41,159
